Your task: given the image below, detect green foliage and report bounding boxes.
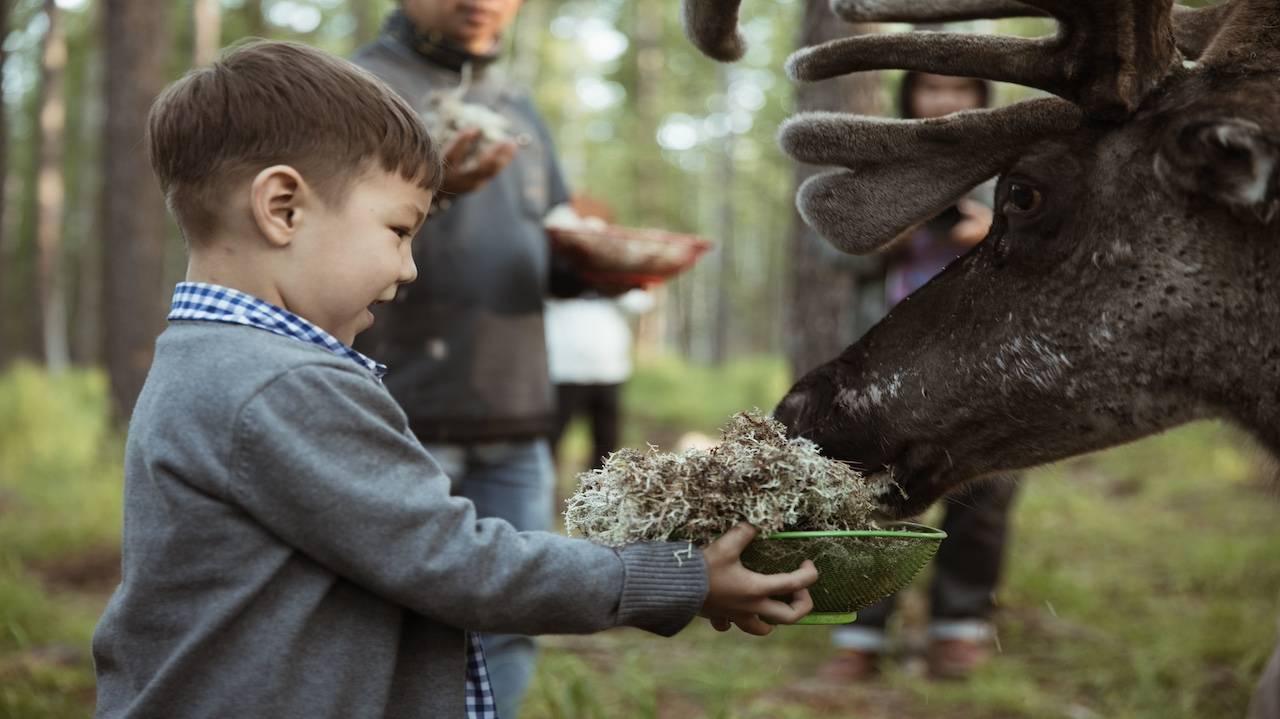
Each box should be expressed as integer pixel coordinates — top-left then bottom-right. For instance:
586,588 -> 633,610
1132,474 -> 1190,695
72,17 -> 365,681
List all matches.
623,355 -> 791,443
0,364 -> 119,719
0,363 -> 122,562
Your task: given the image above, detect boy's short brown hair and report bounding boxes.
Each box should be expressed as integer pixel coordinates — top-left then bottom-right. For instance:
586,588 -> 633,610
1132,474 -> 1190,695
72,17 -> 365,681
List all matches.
148,40 -> 440,243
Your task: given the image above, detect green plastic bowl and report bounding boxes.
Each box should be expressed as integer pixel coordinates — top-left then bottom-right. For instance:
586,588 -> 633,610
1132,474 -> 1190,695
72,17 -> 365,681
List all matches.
740,522 -> 947,625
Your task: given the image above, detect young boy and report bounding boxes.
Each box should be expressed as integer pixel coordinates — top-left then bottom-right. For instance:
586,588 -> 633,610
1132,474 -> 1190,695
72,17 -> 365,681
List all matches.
91,40 -> 817,718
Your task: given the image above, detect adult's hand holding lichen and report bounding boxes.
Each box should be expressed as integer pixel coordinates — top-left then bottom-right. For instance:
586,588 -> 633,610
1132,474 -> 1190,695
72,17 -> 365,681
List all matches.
438,129 -> 517,196
698,523 -> 819,636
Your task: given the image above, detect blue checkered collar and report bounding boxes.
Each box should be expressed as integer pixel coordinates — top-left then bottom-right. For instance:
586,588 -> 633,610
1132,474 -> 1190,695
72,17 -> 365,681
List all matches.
168,282 -> 387,379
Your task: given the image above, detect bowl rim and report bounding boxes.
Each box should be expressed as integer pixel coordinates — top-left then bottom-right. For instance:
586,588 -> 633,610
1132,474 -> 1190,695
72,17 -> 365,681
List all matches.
762,521 -> 946,541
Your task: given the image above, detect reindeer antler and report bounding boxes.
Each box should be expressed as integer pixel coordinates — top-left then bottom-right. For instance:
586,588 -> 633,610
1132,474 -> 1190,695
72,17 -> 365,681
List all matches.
827,0 -> 1041,23
826,1 -> 1237,62
681,1 -> 1238,65
780,99 -> 1081,253
677,0 -> 1240,255
681,0 -> 748,62
1172,2 -> 1241,59
792,0 -> 1182,117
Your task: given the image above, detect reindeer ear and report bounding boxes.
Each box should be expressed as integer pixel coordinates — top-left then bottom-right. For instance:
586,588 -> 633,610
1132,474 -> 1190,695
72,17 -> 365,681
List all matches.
779,98 -> 1081,254
1156,118 -> 1280,225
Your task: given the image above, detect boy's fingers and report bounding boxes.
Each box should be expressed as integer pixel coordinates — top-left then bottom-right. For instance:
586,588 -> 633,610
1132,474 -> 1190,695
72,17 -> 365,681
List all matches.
734,614 -> 774,637
793,587 -> 814,615
711,618 -> 731,632
750,559 -> 818,596
751,588 -> 814,626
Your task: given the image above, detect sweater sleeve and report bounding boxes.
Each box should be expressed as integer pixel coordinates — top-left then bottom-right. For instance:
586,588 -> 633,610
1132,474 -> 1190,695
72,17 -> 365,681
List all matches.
228,363 -> 706,637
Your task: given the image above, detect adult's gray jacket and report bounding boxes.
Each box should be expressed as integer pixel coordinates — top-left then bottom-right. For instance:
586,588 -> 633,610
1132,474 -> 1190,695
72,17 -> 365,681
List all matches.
353,17 -> 579,443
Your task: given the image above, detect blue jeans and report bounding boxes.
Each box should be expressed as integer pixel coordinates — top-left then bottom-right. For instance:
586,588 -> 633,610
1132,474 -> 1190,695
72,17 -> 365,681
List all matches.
423,439 -> 555,719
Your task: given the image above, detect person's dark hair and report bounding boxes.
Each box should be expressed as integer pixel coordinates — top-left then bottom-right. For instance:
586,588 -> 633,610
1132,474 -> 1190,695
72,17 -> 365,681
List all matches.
896,71 -> 992,119
148,40 -> 441,243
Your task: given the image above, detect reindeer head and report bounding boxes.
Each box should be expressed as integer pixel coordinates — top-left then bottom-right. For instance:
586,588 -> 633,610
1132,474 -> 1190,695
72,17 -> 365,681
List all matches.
682,0 -> 1280,518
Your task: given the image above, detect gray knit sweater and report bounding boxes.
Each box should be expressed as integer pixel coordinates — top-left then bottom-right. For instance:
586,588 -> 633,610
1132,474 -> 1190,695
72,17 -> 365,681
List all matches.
92,323 -> 707,718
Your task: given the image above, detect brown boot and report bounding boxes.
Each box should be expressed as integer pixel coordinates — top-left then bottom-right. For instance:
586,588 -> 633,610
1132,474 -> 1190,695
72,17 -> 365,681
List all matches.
926,637 -> 992,680
817,649 -> 881,682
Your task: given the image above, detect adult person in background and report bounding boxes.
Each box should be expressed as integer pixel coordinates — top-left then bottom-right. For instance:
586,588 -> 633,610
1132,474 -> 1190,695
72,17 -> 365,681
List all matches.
819,71 -> 1022,683
352,2 -> 585,715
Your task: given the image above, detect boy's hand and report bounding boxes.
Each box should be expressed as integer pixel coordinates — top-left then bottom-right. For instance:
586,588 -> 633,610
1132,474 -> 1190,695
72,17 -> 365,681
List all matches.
698,523 -> 818,636
439,129 -> 518,196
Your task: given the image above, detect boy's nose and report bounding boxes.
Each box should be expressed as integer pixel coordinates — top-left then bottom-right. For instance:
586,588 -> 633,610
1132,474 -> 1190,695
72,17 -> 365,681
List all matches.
398,243 -> 418,284
399,258 -> 418,285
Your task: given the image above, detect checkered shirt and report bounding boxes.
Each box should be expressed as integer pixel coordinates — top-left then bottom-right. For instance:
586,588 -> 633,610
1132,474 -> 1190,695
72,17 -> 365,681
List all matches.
167,282 -> 500,718
168,282 -> 388,379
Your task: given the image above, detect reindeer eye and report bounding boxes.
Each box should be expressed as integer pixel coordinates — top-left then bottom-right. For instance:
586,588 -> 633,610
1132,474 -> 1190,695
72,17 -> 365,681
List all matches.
1003,183 -> 1043,215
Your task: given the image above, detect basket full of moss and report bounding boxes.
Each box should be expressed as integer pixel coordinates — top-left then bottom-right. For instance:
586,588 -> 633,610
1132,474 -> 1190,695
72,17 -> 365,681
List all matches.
564,411 -> 945,625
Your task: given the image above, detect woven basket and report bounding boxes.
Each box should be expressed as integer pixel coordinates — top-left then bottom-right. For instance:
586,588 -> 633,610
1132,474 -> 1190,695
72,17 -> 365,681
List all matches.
547,226 -> 712,285
739,522 -> 946,625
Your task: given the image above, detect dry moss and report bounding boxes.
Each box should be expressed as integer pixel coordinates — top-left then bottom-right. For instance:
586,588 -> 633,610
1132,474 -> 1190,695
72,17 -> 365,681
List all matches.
564,410 -> 886,546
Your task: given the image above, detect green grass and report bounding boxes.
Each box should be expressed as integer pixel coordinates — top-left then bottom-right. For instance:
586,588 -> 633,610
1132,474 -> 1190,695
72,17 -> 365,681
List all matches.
0,364 -> 121,719
2,360 -> 1278,718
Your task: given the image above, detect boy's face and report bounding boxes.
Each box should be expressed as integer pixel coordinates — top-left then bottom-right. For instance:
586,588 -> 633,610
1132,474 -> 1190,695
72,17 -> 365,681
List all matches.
285,170 -> 428,346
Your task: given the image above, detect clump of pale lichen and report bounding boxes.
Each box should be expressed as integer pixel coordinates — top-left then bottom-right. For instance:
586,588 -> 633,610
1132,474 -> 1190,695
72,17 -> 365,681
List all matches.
564,410 -> 884,547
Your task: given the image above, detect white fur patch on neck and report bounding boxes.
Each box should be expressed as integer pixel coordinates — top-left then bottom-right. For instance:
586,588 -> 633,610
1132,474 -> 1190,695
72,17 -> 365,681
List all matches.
1211,121 -> 1278,222
837,373 -> 904,415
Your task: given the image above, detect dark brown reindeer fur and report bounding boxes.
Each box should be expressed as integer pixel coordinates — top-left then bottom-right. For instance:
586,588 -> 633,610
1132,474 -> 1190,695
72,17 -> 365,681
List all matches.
678,1 -> 1279,711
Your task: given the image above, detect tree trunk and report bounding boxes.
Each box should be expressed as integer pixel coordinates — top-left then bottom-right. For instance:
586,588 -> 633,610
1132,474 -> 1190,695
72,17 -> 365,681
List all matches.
785,0 -> 882,379
711,63 -> 736,366
193,0 -> 221,66
0,0 -> 10,369
36,0 -> 70,372
74,30 -> 105,367
101,0 -> 171,420
630,0 -> 670,356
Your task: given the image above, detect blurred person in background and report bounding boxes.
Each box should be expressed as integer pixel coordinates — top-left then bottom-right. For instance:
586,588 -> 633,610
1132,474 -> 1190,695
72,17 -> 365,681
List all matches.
819,70 -> 1022,683
546,286 -> 654,471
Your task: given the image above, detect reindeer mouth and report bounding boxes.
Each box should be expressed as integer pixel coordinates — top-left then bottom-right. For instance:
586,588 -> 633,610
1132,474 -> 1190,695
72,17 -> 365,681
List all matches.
867,444 -> 966,520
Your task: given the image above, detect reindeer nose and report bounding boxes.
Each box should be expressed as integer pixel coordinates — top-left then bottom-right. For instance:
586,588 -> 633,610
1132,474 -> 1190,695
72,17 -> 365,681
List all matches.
773,370 -> 894,474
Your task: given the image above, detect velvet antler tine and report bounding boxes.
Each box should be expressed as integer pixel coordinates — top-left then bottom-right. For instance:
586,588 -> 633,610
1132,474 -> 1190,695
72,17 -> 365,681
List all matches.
787,32 -> 1065,97
780,99 -> 1082,254
778,100 -> 1074,166
829,1 -> 1230,62
680,0 -> 747,62
829,0 -> 1043,24
797,0 -> 1180,118
1173,1 -> 1238,60
1019,0 -> 1178,113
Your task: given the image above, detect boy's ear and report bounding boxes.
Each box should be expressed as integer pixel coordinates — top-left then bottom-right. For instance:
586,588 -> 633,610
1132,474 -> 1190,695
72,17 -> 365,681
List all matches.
250,165 -> 309,247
